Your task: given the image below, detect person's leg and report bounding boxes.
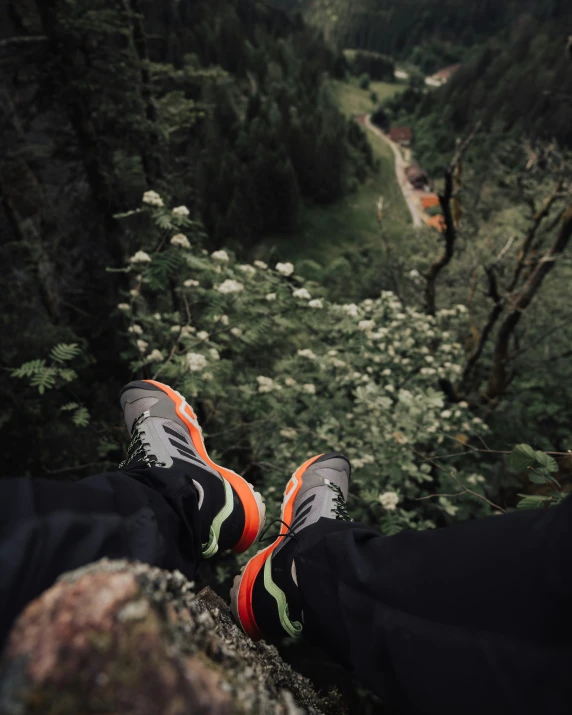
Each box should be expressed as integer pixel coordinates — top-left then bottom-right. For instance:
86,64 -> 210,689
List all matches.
0,464 -> 202,647
232,453 -> 572,715
1,378 -> 266,648
295,500 -> 572,714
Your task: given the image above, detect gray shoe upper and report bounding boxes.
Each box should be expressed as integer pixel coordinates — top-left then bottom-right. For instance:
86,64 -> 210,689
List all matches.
120,382 -> 219,477
276,453 -> 351,557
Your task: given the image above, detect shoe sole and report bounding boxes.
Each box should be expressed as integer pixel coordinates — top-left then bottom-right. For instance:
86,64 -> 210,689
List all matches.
229,453 -> 325,641
142,379 -> 266,553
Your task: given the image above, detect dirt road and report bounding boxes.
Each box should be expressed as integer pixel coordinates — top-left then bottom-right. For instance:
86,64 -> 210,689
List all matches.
363,115 -> 424,228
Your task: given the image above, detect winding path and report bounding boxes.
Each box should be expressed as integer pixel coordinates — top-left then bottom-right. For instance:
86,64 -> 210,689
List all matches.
362,114 -> 424,228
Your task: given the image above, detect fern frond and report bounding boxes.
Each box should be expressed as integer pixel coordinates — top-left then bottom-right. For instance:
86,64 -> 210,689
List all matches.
30,368 -> 58,394
11,359 -> 47,378
50,343 -> 81,364
60,402 -> 80,412
72,406 -> 90,427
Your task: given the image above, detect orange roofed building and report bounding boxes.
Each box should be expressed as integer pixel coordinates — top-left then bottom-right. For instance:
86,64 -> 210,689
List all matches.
427,215 -> 446,233
421,194 -> 440,210
388,127 -> 412,146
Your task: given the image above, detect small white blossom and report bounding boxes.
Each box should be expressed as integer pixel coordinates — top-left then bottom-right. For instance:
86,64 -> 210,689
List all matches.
409,269 -> 420,279
172,205 -> 190,217
153,313 -> 161,321
257,376 -> 276,394
275,261 -> 294,277
358,320 -> 375,331
331,358 -> 346,368
128,324 -> 143,335
456,304 -> 468,313
341,304 -> 359,318
308,299 -> 323,309
254,260 -> 268,270
186,352 -> 208,372
284,377 -> 297,387
217,279 -> 244,294
170,233 -> 191,249
196,331 -> 209,341
379,491 -> 399,511
297,348 -> 317,360
280,428 -> 297,440
459,401 -> 469,409
142,190 -> 164,207
212,250 -> 230,263
129,251 -> 152,264
184,279 -> 200,288
302,383 -> 316,395
230,327 -> 243,337
424,355 -> 435,364
146,349 -> 164,363
238,264 -> 256,276
136,339 -> 148,353
208,348 -> 220,361
117,303 -> 130,311
328,350 -> 338,356
384,384 -> 395,393
265,293 -> 277,302
293,288 -> 312,300
203,372 -> 214,381
382,368 -> 392,376
441,410 -> 452,419
420,367 -> 436,376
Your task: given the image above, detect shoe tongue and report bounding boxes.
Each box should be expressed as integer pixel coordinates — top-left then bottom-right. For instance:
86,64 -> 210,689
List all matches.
123,397 -> 158,432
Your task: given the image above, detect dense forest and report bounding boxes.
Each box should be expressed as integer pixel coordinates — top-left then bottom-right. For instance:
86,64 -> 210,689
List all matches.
0,0 -> 373,475
276,0 -> 568,72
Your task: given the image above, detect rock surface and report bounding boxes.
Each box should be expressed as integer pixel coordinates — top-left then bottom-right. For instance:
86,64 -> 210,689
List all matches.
0,560 -> 344,715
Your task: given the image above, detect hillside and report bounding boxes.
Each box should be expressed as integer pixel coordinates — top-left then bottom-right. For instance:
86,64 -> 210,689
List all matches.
272,0 -> 567,73
382,11 -> 572,173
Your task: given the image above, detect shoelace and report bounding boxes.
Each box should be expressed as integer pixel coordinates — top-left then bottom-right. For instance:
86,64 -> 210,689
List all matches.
258,519 -> 300,544
119,412 -> 165,468
327,482 -> 351,521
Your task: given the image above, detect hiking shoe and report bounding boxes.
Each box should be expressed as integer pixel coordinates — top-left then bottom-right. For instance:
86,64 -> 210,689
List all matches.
230,452 -> 351,641
119,379 -> 266,557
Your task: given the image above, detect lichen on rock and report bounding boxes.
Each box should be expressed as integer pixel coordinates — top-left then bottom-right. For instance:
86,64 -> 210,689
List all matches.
0,559 -> 345,715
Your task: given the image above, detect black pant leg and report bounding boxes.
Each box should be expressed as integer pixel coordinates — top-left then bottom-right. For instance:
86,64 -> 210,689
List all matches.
294,498 -> 572,714
0,465 -> 202,648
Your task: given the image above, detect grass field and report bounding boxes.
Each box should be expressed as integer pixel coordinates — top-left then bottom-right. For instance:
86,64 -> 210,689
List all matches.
255,79 -> 411,269
331,78 -> 406,118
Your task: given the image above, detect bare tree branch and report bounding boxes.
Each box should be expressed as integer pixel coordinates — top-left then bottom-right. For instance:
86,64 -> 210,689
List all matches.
486,206 -> 572,400
424,123 -> 481,315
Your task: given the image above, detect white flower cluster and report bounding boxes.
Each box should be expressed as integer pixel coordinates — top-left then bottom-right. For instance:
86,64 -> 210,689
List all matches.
186,352 -> 208,373
297,348 -> 317,360
172,205 -> 190,217
293,288 -> 311,300
184,279 -> 199,287
212,250 -> 229,263
129,251 -> 151,264
308,299 -> 323,309
142,191 -> 164,207
171,233 -> 191,249
257,376 -> 280,393
217,279 -> 243,294
238,264 -> 256,277
378,491 -> 399,511
275,262 -> 294,277
254,260 -> 267,270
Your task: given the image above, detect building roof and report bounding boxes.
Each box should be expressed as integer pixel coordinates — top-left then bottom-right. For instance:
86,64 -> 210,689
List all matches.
433,64 -> 461,82
427,215 -> 446,233
389,127 -> 412,143
405,164 -> 429,182
421,194 -> 440,209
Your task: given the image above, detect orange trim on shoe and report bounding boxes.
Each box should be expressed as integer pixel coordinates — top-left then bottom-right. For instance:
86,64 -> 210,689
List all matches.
142,379 -> 261,553
234,453 -> 323,640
